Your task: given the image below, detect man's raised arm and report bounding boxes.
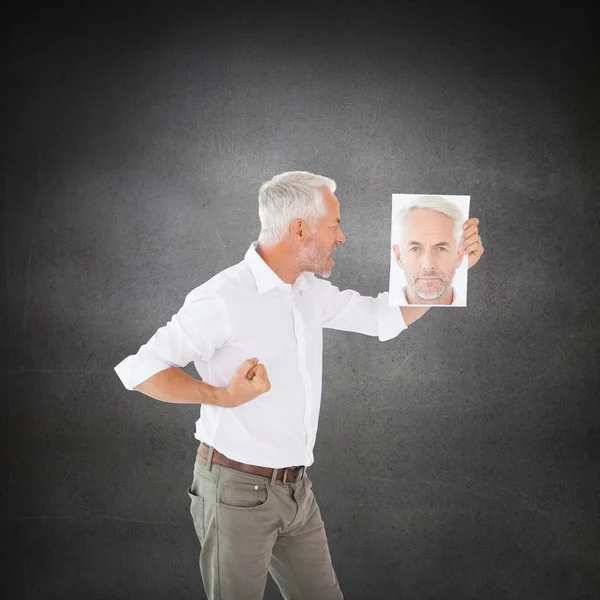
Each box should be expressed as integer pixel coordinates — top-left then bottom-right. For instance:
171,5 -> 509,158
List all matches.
314,278 -> 426,342
399,305 -> 431,326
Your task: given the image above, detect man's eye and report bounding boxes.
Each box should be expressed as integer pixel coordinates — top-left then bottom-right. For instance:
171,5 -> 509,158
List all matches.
438,247 -> 447,252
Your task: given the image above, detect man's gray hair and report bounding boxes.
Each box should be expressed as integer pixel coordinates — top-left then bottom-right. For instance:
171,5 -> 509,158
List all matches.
394,195 -> 463,248
257,171 -> 336,246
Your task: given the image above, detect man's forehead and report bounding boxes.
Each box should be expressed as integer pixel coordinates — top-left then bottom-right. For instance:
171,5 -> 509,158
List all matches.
402,210 -> 456,245
405,210 -> 452,229
404,208 -> 453,224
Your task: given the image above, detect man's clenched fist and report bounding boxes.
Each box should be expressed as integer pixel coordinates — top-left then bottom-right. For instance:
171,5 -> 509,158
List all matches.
217,357 -> 271,408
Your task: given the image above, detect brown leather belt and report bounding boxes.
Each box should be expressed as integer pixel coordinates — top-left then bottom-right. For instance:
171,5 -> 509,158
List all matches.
197,443 -> 305,484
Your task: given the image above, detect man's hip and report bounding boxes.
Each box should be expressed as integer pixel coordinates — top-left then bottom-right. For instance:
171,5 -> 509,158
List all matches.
196,442 -> 306,484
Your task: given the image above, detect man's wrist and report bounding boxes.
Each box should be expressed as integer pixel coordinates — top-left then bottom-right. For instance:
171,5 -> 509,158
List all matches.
196,381 -> 228,406
213,386 -> 229,406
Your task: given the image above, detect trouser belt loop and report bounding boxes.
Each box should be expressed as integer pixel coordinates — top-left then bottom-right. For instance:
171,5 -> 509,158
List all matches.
270,468 -> 278,485
206,446 -> 215,471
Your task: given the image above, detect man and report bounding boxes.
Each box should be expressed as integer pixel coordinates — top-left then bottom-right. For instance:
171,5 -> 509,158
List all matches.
114,172 -> 484,599
391,195 -> 470,306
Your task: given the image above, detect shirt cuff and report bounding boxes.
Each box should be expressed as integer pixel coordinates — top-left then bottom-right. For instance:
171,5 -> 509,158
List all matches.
114,355 -> 173,391
376,292 -> 408,342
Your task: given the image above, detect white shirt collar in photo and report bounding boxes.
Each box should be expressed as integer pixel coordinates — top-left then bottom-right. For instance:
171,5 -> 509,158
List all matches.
399,284 -> 466,306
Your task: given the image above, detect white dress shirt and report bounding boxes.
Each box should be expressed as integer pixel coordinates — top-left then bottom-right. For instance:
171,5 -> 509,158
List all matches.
114,241 -> 407,468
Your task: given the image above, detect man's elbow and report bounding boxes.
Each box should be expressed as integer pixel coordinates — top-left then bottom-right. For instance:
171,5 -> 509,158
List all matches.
132,375 -> 157,394
133,377 -> 157,395
131,366 -> 180,397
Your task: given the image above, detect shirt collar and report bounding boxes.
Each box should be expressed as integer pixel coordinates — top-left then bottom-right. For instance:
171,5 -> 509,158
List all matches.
244,241 -> 314,295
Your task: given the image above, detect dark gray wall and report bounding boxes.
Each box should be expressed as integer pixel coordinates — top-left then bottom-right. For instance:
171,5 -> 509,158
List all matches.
3,2 -> 599,599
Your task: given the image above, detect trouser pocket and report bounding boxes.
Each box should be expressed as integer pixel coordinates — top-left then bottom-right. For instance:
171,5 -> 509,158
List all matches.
187,486 -> 205,541
218,480 -> 270,509
188,467 -> 212,542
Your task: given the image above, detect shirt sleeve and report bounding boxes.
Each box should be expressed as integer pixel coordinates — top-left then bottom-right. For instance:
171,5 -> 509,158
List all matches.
114,294 -> 230,390
317,280 -> 408,341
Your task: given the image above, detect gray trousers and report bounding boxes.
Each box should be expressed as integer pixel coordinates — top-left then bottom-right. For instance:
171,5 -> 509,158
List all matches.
187,446 -> 344,600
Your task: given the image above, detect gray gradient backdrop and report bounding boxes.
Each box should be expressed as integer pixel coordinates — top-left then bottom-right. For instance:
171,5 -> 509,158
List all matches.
3,2 -> 599,599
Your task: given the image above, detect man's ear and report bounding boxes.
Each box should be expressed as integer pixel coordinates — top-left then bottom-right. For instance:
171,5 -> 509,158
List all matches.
291,219 -> 310,243
392,244 -> 403,268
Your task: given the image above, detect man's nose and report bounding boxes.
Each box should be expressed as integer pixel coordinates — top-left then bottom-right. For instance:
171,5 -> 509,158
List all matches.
338,228 -> 346,244
419,249 -> 437,269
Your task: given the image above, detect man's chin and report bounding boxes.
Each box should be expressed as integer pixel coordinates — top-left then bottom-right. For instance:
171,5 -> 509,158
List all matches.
413,286 -> 446,301
314,263 -> 333,278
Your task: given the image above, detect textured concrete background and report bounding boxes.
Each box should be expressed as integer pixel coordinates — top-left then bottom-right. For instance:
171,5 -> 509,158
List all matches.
3,2 -> 599,599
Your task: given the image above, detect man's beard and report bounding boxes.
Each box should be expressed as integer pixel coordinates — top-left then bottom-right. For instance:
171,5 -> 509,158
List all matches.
298,237 -> 335,278
407,269 -> 455,300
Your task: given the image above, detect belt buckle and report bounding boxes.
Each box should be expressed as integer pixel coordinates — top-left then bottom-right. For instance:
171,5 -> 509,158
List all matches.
281,466 -> 304,484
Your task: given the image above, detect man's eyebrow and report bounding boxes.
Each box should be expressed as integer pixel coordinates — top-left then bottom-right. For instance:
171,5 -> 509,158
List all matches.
407,240 -> 450,247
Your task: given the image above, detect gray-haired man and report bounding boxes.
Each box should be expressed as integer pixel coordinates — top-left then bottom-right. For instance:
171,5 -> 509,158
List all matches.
114,172 -> 484,599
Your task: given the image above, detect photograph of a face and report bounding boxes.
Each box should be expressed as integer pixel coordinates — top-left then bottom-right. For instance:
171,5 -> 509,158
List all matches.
389,194 -> 471,307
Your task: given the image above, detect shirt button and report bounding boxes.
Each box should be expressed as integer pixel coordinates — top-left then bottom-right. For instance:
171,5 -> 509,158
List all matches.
254,485 -> 259,490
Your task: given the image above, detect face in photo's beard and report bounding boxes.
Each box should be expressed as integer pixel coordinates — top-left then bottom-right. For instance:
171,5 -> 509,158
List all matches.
405,266 -> 456,301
